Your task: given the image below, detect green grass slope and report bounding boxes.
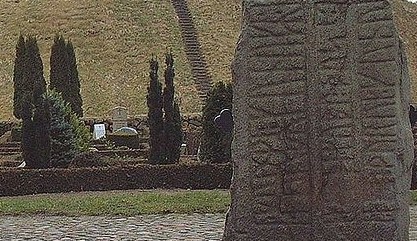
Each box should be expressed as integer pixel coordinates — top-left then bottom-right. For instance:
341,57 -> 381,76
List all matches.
187,0 -> 241,85
0,0 -> 416,120
0,0 -> 199,119
392,0 -> 417,102
188,0 -> 417,102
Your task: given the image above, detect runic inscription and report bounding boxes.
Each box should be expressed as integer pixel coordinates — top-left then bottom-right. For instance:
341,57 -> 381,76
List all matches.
223,0 -> 413,241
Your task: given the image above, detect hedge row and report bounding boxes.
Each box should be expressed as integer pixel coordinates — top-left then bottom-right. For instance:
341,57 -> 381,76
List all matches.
0,163 -> 232,197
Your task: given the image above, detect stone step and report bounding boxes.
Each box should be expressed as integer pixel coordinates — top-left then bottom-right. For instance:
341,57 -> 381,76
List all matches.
191,62 -> 209,67
195,78 -> 212,83
0,151 -> 21,156
185,45 -> 201,50
0,142 -> 21,148
180,26 -> 195,30
0,160 -> 21,167
178,22 -> 194,27
192,65 -> 208,69
184,45 -> 200,50
195,84 -> 210,89
0,147 -> 21,152
186,55 -> 204,61
177,13 -> 192,18
193,73 -> 210,78
194,72 -> 210,77
183,38 -> 198,43
183,34 -> 198,39
197,83 -> 212,89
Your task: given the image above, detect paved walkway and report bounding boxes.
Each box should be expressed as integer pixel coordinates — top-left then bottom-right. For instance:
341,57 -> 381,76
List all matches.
2,207 -> 417,240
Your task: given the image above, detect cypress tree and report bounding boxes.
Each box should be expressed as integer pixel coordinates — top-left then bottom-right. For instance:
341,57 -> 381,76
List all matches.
147,57 -> 165,164
170,101 -> 183,162
21,96 -> 35,167
163,51 -> 182,164
12,35 -> 26,119
199,82 -> 233,163
25,36 -> 46,108
21,37 -> 35,111
66,40 -> 83,117
32,97 -> 51,169
50,35 -> 83,117
50,35 -> 68,94
20,36 -> 50,169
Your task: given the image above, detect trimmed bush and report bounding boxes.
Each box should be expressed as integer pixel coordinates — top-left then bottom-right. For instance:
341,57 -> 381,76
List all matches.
69,151 -> 110,168
0,163 -> 232,197
107,133 -> 140,149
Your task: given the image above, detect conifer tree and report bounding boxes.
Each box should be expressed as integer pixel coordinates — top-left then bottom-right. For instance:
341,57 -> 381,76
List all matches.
199,82 -> 233,163
50,35 -> 68,93
163,51 -> 182,164
147,57 -> 165,164
50,35 -> 83,117
21,96 -> 35,167
69,110 -> 91,152
25,36 -> 46,107
66,40 -> 83,117
47,91 -> 77,168
20,36 -> 49,168
170,101 -> 183,162
12,35 -> 26,119
32,97 -> 51,169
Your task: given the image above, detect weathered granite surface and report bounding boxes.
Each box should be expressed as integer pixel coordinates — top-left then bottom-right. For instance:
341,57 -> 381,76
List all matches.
223,0 -> 414,240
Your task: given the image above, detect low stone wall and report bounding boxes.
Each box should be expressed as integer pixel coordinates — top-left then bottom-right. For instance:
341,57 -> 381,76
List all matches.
0,163 -> 232,197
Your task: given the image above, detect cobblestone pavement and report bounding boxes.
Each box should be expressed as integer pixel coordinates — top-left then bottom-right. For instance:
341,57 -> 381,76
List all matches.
2,207 -> 417,240
0,214 -> 225,240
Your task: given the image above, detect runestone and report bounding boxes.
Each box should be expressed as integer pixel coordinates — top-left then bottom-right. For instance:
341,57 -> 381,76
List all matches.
223,0 -> 414,240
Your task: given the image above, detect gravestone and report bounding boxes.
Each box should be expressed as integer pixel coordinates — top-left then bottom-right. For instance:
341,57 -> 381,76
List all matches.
223,0 -> 414,241
113,127 -> 138,135
214,109 -> 234,134
93,124 -> 106,140
111,106 -> 128,132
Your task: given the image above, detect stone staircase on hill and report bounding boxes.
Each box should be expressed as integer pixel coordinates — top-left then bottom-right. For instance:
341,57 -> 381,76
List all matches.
0,141 -> 20,156
171,0 -> 213,100
0,141 -> 22,168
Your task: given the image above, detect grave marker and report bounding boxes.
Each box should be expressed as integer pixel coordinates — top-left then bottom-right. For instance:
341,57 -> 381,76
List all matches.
223,0 -> 414,240
93,124 -> 106,140
111,106 -> 128,132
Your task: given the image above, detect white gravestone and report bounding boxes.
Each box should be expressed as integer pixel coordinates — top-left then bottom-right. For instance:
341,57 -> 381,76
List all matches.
111,106 -> 128,132
93,124 -> 106,140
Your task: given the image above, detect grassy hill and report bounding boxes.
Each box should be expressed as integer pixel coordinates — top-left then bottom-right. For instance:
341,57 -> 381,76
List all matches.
392,0 -> 417,103
187,0 -> 242,86
0,0 -> 416,119
0,0 -> 199,120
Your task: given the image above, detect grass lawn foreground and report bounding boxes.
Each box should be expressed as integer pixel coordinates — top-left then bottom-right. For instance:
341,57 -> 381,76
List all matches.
1,190 -> 417,216
0,189 -> 230,216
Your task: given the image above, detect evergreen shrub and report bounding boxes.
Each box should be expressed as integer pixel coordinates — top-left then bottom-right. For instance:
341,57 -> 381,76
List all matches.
199,82 -> 233,163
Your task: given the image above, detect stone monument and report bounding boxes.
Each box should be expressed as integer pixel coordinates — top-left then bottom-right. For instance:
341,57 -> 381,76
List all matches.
93,124 -> 106,140
111,106 -> 128,132
223,0 -> 414,240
